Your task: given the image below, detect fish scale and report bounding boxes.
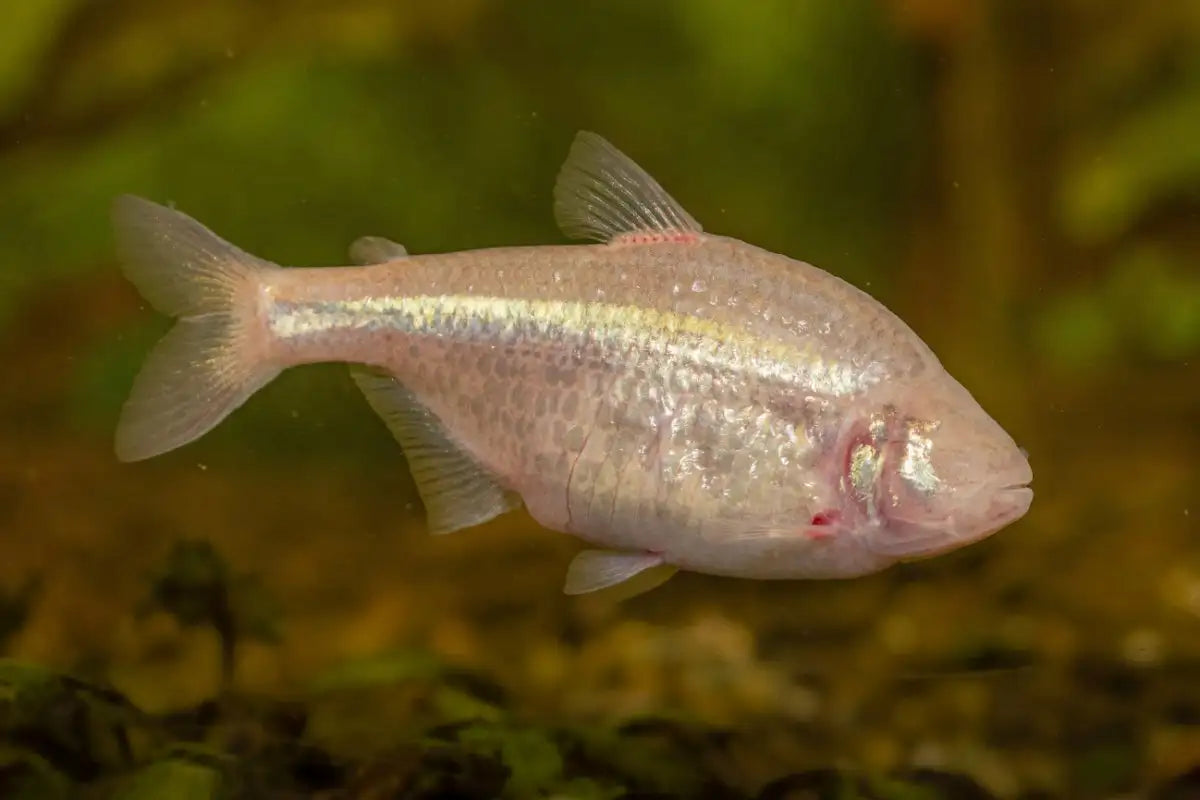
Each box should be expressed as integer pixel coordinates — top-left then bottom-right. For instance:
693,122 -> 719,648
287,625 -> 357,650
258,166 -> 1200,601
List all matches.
109,130 -> 1033,596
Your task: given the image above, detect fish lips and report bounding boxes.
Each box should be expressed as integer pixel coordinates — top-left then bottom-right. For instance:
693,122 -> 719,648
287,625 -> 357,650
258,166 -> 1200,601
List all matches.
865,481 -> 1033,561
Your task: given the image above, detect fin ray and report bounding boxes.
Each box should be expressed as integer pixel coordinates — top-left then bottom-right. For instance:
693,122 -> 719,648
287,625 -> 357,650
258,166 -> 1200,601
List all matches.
112,195 -> 274,317
563,549 -> 675,595
111,195 -> 280,461
350,366 -> 520,534
553,131 -> 702,243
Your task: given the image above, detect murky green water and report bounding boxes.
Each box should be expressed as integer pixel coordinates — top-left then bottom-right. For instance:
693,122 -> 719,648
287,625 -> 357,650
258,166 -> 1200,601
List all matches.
1,1 -> 1197,798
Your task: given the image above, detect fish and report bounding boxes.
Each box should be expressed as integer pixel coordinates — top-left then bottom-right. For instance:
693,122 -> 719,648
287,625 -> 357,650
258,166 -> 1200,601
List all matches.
111,131 -> 1033,596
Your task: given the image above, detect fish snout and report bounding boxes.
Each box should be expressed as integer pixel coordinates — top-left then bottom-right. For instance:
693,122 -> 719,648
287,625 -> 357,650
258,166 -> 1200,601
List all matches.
987,483 -> 1033,529
985,444 -> 1033,527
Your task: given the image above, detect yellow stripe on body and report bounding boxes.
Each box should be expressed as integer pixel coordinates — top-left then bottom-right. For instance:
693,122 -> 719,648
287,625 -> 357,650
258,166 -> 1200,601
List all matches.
268,294 -> 881,396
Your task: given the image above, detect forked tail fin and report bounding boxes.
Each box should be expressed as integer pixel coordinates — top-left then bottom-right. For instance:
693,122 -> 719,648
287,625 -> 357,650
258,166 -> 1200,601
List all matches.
111,195 -> 282,462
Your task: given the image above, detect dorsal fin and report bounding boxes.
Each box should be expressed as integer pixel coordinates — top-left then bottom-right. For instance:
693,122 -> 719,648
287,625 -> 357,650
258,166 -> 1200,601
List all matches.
350,366 -> 520,534
553,131 -> 703,243
349,236 -> 408,265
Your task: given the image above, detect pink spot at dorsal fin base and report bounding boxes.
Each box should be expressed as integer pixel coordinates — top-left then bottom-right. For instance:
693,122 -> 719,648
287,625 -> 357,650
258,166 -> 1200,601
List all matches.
610,230 -> 702,246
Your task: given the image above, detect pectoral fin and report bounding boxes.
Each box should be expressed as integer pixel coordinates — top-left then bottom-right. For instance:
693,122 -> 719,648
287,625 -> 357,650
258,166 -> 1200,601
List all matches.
350,366 -> 520,534
563,549 -> 677,596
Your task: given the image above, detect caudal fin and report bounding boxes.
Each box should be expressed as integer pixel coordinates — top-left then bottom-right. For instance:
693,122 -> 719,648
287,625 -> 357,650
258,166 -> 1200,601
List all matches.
112,195 -> 281,462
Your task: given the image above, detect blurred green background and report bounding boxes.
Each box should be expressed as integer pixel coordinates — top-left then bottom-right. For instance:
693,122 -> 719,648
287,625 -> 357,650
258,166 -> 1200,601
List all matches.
0,0 -> 1198,797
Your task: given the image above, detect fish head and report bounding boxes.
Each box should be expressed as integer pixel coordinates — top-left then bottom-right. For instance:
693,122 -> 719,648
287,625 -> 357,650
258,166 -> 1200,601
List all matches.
839,378 -> 1033,561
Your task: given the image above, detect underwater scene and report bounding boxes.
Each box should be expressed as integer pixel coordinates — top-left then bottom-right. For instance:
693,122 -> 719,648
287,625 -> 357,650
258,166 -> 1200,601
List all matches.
1,1 -> 1198,798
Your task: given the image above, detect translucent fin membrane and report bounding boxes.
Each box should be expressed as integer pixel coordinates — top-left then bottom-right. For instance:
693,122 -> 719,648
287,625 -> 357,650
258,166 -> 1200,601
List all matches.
111,196 -> 280,461
553,131 -> 702,243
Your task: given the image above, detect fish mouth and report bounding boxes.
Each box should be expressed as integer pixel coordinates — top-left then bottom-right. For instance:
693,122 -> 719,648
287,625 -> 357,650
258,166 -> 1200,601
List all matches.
988,483 -> 1033,524
866,478 -> 1034,561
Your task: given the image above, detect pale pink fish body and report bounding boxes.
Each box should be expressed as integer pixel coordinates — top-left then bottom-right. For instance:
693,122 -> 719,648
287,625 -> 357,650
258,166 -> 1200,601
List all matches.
111,132 -> 1033,595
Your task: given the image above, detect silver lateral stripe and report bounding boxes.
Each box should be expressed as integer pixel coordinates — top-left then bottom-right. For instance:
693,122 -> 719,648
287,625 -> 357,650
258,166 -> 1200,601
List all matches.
267,294 -> 884,397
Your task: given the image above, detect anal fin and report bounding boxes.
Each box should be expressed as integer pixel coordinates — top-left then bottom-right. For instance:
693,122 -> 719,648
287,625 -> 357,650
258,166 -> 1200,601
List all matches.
350,366 -> 520,534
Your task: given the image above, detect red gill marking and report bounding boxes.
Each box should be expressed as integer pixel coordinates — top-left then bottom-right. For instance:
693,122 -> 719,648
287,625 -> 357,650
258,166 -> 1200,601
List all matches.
810,510 -> 839,526
805,510 -> 840,540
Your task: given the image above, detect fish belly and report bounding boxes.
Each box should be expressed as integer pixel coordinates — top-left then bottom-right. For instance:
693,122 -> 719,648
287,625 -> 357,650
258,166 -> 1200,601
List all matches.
389,334 -> 824,567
